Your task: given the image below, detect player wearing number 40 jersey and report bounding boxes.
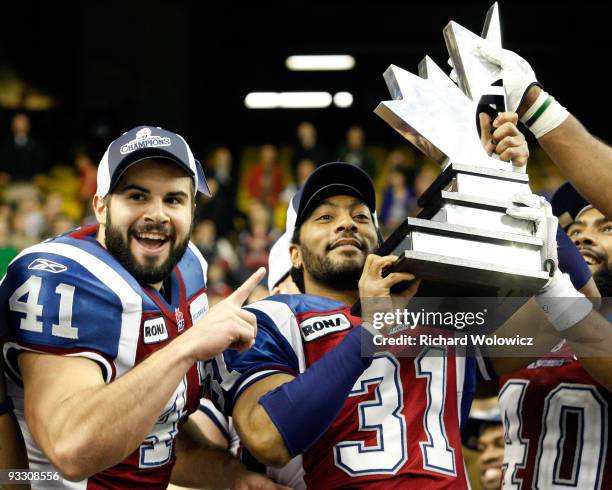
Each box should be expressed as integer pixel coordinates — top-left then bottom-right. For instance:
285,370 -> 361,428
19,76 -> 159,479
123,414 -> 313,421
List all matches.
0,126 -> 282,490
207,162 -> 488,488
498,183 -> 612,489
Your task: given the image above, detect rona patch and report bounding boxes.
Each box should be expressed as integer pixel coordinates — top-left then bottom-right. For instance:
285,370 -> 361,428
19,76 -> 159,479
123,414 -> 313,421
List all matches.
143,317 -> 168,344
300,313 -> 352,342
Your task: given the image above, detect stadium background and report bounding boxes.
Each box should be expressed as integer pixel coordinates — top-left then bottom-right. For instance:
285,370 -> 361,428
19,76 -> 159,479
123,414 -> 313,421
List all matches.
0,0 -> 606,302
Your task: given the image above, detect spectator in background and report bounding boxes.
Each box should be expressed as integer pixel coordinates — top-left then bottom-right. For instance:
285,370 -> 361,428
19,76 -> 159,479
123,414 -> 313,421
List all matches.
48,213 -> 76,237
385,149 -> 416,189
237,200 -> 278,282
196,147 -> 239,238
74,149 -> 98,204
336,125 -> 376,178
0,112 -> 47,182
17,191 -> 45,240
246,144 -> 284,209
380,166 -> 414,233
191,219 -> 239,273
279,157 -> 316,209
291,121 -> 327,176
0,217 -> 18,276
408,163 -> 439,216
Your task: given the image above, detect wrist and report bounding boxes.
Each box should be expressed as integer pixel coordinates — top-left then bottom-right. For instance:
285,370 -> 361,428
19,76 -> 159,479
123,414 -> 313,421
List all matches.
223,454 -> 248,487
170,332 -> 199,367
517,84 -> 542,118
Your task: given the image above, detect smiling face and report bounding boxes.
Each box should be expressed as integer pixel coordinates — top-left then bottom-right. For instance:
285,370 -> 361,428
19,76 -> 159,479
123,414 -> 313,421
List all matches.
567,207 -> 612,294
94,159 -> 194,287
290,195 -> 378,292
477,424 -> 504,490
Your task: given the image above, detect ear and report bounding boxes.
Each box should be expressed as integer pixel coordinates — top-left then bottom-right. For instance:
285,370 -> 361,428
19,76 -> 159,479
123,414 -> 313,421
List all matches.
289,243 -> 302,269
92,194 -> 108,224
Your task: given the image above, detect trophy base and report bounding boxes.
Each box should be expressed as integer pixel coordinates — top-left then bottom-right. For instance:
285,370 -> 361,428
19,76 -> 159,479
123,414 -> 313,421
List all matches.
382,217 -> 549,295
418,162 -> 530,208
419,190 -> 533,235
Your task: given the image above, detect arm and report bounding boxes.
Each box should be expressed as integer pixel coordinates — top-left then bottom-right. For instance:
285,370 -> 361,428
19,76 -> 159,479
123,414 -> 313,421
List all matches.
20,340 -> 194,481
476,43 -> 612,217
233,374 -> 295,467
171,417 -> 286,490
19,268 -> 265,481
537,115 -> 612,217
230,255 -> 418,468
0,357 -> 28,471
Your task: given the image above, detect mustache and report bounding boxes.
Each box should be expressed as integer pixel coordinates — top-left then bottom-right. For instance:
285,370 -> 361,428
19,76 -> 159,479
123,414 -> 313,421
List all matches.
327,233 -> 365,251
129,223 -> 176,240
579,245 -> 607,263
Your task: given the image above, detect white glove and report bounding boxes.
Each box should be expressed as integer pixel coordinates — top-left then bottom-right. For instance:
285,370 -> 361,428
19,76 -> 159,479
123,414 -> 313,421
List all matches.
472,42 -> 538,113
506,193 -> 558,274
506,193 -> 593,331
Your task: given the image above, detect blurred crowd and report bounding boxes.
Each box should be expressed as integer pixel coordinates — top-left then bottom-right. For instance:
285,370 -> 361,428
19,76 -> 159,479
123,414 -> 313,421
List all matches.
0,114 -> 566,306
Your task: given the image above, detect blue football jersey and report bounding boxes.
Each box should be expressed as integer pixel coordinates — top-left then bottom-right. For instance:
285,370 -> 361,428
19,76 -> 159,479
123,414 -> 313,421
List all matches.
1,225 -> 209,489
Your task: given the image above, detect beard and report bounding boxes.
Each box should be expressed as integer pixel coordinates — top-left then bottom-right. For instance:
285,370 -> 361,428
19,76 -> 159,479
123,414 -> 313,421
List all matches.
594,262 -> 612,297
105,212 -> 191,285
300,237 -> 372,291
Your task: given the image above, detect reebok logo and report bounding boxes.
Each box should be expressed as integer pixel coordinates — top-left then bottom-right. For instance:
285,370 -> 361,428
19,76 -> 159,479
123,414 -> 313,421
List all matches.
28,258 -> 67,273
300,313 -> 352,342
143,317 -> 168,344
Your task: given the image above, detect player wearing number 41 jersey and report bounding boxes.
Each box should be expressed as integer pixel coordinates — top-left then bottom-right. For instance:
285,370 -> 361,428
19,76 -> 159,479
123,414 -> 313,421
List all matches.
2,226 -> 209,486
207,162 -> 485,488
0,126 -> 281,490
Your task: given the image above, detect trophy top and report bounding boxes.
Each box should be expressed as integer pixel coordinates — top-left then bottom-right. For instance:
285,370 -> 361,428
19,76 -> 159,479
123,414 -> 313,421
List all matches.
375,3 -> 513,173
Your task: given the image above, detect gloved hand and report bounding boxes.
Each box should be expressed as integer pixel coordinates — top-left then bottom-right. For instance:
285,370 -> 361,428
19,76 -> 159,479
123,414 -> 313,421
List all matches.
472,42 -> 540,114
506,193 -> 558,276
506,193 -> 592,331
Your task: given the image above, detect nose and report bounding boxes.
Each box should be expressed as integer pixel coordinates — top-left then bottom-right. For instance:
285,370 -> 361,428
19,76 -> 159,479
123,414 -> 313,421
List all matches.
143,197 -> 170,224
573,228 -> 597,247
335,211 -> 358,234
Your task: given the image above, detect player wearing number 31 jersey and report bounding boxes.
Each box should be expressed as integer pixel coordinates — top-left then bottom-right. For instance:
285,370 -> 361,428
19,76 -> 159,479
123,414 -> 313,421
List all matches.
207,163 -> 481,488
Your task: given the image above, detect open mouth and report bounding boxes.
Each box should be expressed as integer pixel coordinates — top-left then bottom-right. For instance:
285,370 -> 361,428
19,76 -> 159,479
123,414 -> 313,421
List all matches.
579,248 -> 602,266
133,232 -> 170,253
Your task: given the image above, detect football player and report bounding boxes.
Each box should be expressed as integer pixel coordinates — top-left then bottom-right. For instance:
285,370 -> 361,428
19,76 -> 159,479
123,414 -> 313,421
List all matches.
498,183 -> 612,488
0,126 -> 283,489
209,161 -> 482,487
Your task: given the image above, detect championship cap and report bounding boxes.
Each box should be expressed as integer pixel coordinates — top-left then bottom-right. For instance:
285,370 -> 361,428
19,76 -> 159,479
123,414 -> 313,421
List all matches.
293,162 -> 377,228
551,182 -> 591,229
96,125 -> 211,197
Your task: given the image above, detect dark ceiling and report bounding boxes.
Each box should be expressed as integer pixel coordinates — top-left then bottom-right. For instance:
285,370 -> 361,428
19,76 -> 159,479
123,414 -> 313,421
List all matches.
0,1 -> 608,164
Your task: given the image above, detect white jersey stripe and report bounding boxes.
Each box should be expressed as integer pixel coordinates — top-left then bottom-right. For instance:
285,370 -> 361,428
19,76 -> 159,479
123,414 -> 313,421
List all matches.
13,242 -> 142,378
188,241 -> 209,285
246,299 -> 306,373
455,354 -> 465,426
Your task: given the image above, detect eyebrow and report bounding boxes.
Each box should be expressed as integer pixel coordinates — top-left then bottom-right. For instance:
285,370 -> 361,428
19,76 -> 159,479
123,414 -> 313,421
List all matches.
316,198 -> 367,211
121,184 -> 189,199
570,217 -> 611,228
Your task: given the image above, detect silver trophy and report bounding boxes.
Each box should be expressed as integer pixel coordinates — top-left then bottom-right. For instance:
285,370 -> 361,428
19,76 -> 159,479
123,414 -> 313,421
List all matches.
375,3 -> 549,293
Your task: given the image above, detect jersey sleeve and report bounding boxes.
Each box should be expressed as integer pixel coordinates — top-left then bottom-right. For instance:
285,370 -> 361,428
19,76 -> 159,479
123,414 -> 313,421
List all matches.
207,298 -> 303,415
0,243 -> 142,382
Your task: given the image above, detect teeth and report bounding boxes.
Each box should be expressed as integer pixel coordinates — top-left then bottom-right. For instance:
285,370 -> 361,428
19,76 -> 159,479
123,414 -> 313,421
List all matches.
137,233 -> 166,240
